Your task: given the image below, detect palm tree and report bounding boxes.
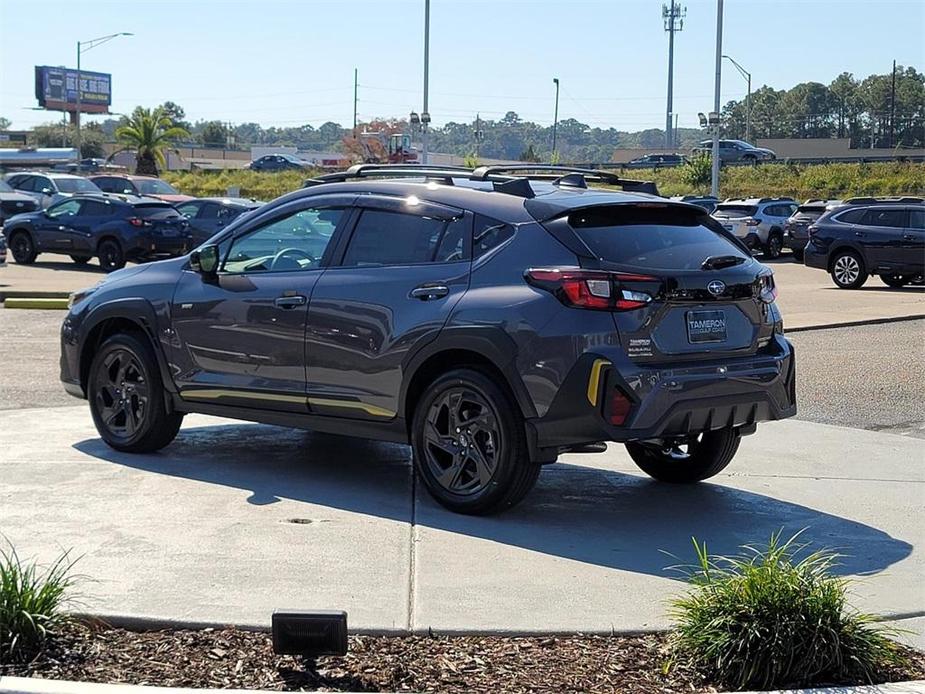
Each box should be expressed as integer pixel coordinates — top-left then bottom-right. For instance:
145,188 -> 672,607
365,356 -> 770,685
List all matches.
114,106 -> 189,175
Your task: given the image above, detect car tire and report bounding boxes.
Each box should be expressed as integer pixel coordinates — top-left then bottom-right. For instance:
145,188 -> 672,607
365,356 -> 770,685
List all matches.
881,274 -> 910,288
98,239 -> 126,272
764,230 -> 783,259
411,368 -> 540,515
742,154 -> 757,164
88,332 -> 183,453
9,231 -> 37,264
830,250 -> 868,289
70,254 -> 92,265
625,428 -> 741,483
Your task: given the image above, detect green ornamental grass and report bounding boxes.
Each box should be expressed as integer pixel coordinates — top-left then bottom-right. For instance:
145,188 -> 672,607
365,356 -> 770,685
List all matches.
0,541 -> 78,663
669,531 -> 906,690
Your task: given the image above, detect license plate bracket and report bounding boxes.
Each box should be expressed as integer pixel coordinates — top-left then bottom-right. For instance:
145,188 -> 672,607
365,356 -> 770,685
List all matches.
687,309 -> 727,344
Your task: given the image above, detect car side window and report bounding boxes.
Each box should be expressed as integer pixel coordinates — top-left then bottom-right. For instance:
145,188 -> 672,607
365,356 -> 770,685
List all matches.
34,177 -> 53,193
224,206 -> 343,273
910,209 -> 924,229
176,202 -> 200,218
473,214 -> 515,258
341,210 -> 467,267
835,208 -> 866,224
863,208 -> 906,228
198,203 -> 221,220
79,200 -> 112,217
46,200 -> 82,218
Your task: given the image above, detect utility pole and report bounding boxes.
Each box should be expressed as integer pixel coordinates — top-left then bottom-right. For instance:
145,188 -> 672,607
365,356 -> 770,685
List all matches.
552,77 -> 560,156
353,68 -> 358,139
421,0 -> 431,164
75,32 -> 132,157
663,1 -> 686,148
723,55 -> 751,142
889,59 -> 896,148
474,113 -> 483,158
710,0 -> 723,198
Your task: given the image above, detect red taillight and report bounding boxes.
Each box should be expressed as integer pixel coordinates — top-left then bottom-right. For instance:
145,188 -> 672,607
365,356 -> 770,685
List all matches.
609,389 -> 633,426
526,268 -> 660,312
128,217 -> 145,227
807,225 -> 818,239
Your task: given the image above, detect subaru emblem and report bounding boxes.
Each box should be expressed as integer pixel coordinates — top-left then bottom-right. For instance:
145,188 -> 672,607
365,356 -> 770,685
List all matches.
707,280 -> 726,296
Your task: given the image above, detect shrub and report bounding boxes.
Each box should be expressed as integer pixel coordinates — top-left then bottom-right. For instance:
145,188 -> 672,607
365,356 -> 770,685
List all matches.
668,531 -> 905,690
680,153 -> 713,191
0,542 -> 78,663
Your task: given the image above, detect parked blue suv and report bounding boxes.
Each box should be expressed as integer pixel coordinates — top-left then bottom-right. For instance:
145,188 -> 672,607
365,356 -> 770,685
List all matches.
3,194 -> 192,272
60,165 -> 796,515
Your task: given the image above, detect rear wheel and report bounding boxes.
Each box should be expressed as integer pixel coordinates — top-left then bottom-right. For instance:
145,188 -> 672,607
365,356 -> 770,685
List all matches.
69,254 -> 92,265
626,429 -> 741,483
830,250 -> 868,289
411,368 -> 540,515
88,333 -> 183,453
764,231 -> 783,259
881,274 -> 910,288
9,231 -> 36,264
98,239 -> 125,272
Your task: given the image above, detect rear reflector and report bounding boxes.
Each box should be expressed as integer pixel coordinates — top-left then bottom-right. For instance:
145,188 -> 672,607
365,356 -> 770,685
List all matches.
526,268 -> 660,311
609,389 -> 633,426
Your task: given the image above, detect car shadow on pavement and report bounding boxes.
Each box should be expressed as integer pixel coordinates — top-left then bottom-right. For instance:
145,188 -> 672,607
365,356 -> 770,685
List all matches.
19,260 -> 106,273
73,423 -> 913,581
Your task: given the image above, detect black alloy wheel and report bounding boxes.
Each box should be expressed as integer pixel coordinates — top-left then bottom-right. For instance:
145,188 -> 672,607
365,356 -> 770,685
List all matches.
88,334 -> 183,452
412,368 -> 540,515
10,232 -> 36,264
98,239 -> 125,272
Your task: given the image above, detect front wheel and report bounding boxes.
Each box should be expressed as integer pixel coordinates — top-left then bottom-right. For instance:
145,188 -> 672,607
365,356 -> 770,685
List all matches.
88,333 -> 183,453
830,250 -> 868,289
625,429 -> 741,483
9,231 -> 37,264
411,368 -> 540,515
764,232 -> 783,259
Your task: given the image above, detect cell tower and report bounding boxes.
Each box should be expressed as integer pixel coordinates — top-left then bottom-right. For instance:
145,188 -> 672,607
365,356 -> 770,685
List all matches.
663,0 -> 686,148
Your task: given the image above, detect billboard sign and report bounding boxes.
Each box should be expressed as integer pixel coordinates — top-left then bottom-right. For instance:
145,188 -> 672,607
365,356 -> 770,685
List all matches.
34,65 -> 111,114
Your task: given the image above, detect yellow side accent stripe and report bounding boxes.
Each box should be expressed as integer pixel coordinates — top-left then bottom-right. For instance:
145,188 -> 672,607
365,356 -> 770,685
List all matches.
586,359 -> 611,407
308,397 -> 395,419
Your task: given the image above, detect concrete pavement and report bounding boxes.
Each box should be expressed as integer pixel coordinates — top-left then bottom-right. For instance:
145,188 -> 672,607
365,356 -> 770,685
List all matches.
1,406 -> 921,637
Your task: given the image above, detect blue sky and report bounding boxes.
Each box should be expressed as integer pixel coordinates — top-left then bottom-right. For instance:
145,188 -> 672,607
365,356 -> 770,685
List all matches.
1,0 -> 923,132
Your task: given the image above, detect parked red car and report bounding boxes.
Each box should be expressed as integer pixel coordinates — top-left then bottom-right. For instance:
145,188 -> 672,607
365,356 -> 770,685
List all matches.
88,174 -> 194,203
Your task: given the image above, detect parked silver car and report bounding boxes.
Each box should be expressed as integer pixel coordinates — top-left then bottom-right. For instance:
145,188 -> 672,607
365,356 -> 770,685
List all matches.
712,197 -> 797,258
3,171 -> 103,209
693,139 -> 776,163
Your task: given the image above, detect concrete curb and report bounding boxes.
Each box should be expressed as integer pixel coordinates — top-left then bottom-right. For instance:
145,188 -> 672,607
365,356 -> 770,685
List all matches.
0,290 -> 70,302
2,297 -> 70,310
1,675 -> 922,694
786,314 -> 925,333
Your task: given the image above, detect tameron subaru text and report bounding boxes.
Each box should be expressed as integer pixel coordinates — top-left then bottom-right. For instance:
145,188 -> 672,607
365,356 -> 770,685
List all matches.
61,165 -> 796,515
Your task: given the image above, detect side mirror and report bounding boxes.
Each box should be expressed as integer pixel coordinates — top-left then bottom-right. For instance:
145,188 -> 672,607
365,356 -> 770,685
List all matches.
190,244 -> 219,276
41,188 -> 53,195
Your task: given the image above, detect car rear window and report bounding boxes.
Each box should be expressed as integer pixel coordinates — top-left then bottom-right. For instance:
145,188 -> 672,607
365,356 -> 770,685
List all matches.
137,179 -> 179,195
567,205 -> 749,271
795,205 -> 826,217
135,204 -> 182,220
713,204 -> 757,217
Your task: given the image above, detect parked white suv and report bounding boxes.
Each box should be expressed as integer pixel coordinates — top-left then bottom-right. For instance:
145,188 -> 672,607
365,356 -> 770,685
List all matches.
3,172 -> 104,209
712,198 -> 798,259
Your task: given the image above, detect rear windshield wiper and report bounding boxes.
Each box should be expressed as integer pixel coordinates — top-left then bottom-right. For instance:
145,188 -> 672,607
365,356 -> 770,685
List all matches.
701,255 -> 746,270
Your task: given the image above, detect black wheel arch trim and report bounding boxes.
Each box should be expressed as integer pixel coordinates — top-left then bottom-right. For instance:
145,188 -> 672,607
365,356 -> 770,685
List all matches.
827,243 -> 866,270
400,326 -> 539,421
78,298 -> 177,395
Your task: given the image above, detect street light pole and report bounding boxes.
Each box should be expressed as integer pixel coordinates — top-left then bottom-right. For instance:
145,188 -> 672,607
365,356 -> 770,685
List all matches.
723,54 -> 751,142
421,0 -> 430,164
75,32 -> 132,157
552,77 -> 560,156
711,0 -> 724,198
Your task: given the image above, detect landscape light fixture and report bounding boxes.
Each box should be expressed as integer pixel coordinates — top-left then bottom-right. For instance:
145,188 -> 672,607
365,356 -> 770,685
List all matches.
698,112 -> 708,128
271,610 -> 348,657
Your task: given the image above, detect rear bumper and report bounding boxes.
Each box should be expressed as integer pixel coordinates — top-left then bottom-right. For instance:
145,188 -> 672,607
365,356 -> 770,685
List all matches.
128,236 -> 191,260
531,334 -> 796,449
803,244 -> 828,270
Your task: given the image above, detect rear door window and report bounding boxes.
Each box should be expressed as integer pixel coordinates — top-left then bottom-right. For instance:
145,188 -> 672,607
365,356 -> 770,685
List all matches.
567,205 -> 749,271
834,208 -> 867,224
862,208 -> 907,228
342,210 -> 466,267
910,209 -> 924,229
79,200 -> 114,217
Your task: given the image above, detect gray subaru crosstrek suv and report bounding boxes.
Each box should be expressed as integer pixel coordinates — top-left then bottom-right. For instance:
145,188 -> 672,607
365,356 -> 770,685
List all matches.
60,165 -> 796,515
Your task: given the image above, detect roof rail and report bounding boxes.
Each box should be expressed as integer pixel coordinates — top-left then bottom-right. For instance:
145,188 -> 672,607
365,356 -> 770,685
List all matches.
843,195 -> 924,205
470,164 -> 659,195
304,164 -> 471,188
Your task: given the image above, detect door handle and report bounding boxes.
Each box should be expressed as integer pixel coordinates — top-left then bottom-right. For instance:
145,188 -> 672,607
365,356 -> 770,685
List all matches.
274,295 -> 306,308
903,234 -> 915,241
854,231 -> 865,237
410,285 -> 449,300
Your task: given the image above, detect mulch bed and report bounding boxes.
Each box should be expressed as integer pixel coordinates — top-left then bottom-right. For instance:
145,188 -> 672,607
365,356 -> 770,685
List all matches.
2,623 -> 924,693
